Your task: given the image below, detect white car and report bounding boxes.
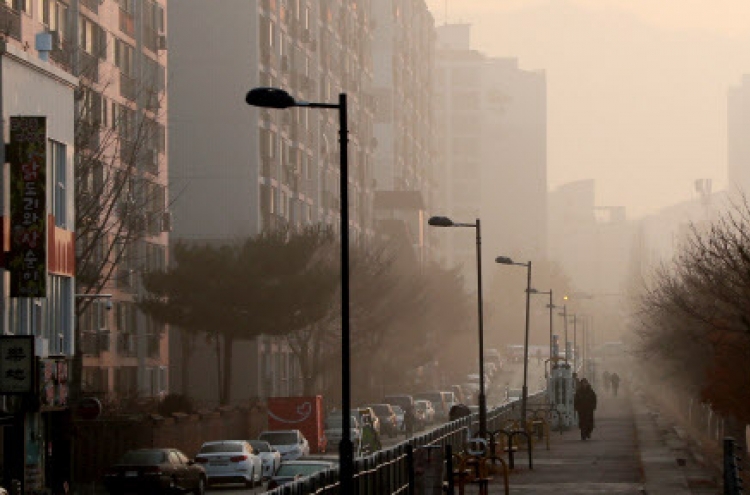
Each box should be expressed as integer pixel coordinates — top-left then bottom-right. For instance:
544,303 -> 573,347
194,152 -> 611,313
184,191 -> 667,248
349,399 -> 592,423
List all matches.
195,440 -> 262,488
258,429 -> 310,461
249,440 -> 282,480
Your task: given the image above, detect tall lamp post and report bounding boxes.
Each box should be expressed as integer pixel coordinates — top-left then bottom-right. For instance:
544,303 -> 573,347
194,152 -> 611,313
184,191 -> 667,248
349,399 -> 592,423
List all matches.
245,87 -> 353,491
528,289 -> 554,369
428,216 -> 487,437
495,256 -> 532,429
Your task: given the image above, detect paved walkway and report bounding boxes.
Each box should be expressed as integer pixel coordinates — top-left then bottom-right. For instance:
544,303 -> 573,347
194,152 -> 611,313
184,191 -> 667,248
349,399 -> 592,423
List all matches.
462,387 -> 719,494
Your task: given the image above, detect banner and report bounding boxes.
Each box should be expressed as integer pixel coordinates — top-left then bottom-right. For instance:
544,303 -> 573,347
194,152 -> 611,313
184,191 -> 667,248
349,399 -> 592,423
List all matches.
8,116 -> 47,297
0,336 -> 35,394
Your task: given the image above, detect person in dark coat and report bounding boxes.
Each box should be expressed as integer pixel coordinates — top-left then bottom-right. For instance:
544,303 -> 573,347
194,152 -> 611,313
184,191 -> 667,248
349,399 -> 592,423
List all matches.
574,378 -> 597,440
610,372 -> 620,396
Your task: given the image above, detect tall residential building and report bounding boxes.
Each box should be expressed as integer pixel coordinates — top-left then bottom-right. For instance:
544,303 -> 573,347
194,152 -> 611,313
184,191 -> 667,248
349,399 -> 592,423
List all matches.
0,0 -> 169,490
482,58 -> 547,261
371,0 -> 435,263
728,75 -> 750,194
432,23 -> 485,283
433,25 -> 548,283
169,0 -> 376,404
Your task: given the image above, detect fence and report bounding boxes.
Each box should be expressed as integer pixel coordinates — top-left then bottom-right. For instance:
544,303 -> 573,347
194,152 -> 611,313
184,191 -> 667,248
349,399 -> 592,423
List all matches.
267,392 -> 547,495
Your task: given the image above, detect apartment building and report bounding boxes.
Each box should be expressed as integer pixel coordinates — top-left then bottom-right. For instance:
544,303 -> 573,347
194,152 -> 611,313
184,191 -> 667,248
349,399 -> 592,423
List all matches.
169,0 -> 375,404
371,0 -> 436,265
0,0 -> 168,490
728,75 -> 750,195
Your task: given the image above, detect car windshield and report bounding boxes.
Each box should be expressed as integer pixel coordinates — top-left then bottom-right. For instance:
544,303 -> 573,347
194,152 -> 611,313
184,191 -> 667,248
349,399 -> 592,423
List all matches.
276,463 -> 332,477
260,432 -> 298,445
392,406 -> 404,414
249,441 -> 271,453
119,451 -> 166,465
415,401 -> 429,410
199,443 -> 243,453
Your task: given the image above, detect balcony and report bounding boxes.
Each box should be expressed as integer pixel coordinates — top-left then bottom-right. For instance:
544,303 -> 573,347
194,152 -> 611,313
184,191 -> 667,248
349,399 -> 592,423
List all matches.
117,333 -> 137,357
81,331 -> 110,356
0,3 -> 20,41
120,72 -> 137,101
79,50 -> 99,83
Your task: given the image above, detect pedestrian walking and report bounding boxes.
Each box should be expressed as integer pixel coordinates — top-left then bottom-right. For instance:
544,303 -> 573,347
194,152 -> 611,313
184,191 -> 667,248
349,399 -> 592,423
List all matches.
574,378 -> 597,440
610,372 -> 620,396
603,370 -> 611,393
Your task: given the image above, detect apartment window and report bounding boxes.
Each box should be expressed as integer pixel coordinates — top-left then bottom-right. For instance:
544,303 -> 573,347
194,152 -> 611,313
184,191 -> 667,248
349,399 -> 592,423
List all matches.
49,140 -> 68,228
114,38 -> 135,76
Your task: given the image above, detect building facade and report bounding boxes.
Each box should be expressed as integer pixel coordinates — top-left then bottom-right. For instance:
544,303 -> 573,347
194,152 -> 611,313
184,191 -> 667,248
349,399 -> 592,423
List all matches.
371,0 -> 435,265
728,74 -> 750,195
0,0 -> 169,490
169,0 -> 376,404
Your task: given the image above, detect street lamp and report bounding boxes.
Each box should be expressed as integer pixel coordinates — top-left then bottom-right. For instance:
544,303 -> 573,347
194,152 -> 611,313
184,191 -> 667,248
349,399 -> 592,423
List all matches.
246,87 -> 354,492
495,256 -> 532,430
528,289 -> 555,369
428,216 -> 487,437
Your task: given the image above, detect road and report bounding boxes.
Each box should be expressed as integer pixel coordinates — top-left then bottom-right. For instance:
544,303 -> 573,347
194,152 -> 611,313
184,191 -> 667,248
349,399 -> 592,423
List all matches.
207,359 -> 549,494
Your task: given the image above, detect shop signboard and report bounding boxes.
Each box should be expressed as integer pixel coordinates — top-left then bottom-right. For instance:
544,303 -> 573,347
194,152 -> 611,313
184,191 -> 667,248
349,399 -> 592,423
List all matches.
0,335 -> 35,394
8,116 -> 47,298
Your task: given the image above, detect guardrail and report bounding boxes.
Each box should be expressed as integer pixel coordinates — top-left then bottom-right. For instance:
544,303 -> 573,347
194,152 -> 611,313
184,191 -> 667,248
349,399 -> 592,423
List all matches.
266,392 -> 547,495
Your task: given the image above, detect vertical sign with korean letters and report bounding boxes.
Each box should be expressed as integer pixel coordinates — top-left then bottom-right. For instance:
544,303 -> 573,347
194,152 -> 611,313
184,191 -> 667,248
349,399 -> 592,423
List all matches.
0,336 -> 35,394
8,116 -> 47,297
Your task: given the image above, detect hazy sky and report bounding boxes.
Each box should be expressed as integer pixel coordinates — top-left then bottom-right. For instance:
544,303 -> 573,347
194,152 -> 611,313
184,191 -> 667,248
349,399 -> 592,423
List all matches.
425,0 -> 750,217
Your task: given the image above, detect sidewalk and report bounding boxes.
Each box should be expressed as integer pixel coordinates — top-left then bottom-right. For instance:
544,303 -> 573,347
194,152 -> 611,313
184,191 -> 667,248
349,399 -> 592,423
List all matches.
462,388 -> 719,494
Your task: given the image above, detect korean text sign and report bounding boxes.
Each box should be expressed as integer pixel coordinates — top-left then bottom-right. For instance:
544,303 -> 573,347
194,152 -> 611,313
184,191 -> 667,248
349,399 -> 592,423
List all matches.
9,116 -> 47,297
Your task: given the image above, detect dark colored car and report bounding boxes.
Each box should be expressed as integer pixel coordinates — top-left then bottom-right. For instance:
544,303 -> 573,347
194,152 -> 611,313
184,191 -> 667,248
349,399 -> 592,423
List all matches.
368,403 -> 399,438
103,448 -> 206,495
267,460 -> 336,490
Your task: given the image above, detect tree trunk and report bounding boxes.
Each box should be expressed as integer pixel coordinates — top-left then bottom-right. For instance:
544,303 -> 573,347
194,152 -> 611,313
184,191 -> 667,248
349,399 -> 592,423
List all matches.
222,335 -> 234,405
180,331 -> 195,394
215,334 -> 223,404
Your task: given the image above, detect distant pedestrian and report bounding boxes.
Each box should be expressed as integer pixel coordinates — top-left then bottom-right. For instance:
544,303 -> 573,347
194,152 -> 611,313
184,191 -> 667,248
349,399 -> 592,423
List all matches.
574,378 -> 597,440
610,372 -> 620,396
404,404 -> 416,438
603,371 -> 611,393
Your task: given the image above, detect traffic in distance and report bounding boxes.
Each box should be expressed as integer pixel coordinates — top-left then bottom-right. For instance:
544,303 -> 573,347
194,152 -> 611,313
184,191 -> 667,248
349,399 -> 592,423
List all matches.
102,347 -> 542,494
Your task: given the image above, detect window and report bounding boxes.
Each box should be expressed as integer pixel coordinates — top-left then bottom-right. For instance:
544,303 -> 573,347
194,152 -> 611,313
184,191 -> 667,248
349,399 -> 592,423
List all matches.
114,38 -> 134,76
49,140 -> 68,228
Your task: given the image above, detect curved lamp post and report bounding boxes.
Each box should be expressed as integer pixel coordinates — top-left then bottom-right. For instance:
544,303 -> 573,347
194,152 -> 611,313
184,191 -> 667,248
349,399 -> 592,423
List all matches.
246,87 -> 354,492
428,216 -> 487,437
495,256 -> 532,429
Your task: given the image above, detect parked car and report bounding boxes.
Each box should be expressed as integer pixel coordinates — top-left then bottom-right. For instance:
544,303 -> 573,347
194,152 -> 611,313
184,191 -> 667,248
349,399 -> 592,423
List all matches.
368,403 -> 399,438
103,448 -> 206,495
324,414 -> 362,449
441,391 -> 458,413
194,440 -> 261,488
267,459 -> 336,490
391,405 -> 405,431
248,440 -> 282,480
382,394 -> 415,413
258,430 -> 310,461
414,392 -> 448,421
414,399 -> 435,425
354,406 -> 381,436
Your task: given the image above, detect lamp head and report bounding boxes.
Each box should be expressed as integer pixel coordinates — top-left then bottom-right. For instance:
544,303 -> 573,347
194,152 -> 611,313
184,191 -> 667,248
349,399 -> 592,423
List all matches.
428,216 -> 454,227
495,256 -> 514,265
245,87 -> 297,109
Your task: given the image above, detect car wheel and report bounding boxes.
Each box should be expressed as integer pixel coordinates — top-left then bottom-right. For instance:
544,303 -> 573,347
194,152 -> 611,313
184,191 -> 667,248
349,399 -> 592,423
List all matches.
193,476 -> 205,495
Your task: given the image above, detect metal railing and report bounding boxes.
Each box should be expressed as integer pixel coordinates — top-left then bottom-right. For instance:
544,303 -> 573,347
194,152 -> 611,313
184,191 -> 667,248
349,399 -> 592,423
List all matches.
267,392 -> 546,495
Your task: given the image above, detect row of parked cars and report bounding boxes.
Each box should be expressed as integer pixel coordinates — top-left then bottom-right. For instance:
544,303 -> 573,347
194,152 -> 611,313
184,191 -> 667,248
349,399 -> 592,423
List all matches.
102,428 -> 318,494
